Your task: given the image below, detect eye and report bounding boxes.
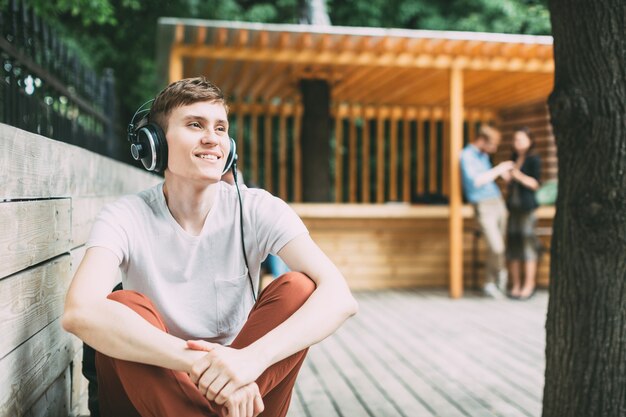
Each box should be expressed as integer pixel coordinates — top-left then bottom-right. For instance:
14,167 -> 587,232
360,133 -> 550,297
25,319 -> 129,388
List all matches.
216,125 -> 227,133
188,122 -> 202,129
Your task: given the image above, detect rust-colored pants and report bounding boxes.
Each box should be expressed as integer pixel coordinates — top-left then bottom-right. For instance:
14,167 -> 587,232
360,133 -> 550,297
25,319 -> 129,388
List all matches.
95,272 -> 314,417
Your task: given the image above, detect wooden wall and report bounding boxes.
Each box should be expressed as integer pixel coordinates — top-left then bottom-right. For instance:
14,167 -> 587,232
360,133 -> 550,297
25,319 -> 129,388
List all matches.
495,101 -> 557,183
293,204 -> 554,291
0,124 -> 160,417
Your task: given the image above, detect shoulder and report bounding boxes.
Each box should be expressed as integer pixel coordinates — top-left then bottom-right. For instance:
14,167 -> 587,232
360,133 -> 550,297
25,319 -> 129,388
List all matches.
100,183 -> 162,220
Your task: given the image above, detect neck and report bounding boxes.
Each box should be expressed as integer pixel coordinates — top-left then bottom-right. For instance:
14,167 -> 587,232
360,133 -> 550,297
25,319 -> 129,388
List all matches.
162,175 -> 220,235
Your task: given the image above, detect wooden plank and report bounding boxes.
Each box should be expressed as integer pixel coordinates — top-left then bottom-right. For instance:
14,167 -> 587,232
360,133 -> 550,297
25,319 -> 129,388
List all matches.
334,113 -> 343,203
0,124 -> 160,200
0,255 -> 71,359
293,108 -> 303,202
362,117 -> 371,203
0,319 -> 75,417
71,196 -> 117,248
264,114 -> 273,192
402,117 -> 411,202
0,199 -> 71,280
278,112 -> 288,200
376,113 -> 385,203
416,117 -> 425,195
449,66 -> 464,298
348,111 -> 358,203
69,348 -> 89,417
22,367 -> 71,417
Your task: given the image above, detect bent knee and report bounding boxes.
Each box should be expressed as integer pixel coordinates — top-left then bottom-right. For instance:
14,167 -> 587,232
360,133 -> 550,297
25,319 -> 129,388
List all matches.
275,272 -> 316,301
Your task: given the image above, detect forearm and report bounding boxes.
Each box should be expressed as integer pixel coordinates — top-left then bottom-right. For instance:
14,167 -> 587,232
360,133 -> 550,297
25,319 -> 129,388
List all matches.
63,299 -> 203,372
514,172 -> 540,190
474,167 -> 502,187
246,281 -> 356,369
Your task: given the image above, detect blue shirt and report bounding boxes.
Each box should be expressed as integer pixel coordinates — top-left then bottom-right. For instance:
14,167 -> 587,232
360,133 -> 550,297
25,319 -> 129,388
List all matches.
460,144 -> 501,203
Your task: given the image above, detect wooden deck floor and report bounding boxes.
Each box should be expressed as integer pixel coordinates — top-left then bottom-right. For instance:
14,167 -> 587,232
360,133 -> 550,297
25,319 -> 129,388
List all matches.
287,289 -> 548,417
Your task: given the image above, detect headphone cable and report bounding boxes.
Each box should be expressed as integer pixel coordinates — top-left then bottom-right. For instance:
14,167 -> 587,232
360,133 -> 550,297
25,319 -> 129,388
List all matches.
233,165 -> 258,303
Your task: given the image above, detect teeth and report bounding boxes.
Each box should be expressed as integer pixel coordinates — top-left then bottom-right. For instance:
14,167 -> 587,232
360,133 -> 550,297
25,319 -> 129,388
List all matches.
198,154 -> 218,160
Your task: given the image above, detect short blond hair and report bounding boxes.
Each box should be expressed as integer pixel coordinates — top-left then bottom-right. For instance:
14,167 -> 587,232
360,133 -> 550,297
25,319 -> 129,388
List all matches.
149,77 -> 228,131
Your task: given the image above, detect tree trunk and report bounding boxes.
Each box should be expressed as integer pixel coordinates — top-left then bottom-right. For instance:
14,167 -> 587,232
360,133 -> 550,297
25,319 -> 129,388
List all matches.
300,79 -> 332,201
543,1 -> 626,416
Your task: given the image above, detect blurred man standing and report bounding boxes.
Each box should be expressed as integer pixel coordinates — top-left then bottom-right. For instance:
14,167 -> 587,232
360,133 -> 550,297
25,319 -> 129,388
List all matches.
460,126 -> 514,298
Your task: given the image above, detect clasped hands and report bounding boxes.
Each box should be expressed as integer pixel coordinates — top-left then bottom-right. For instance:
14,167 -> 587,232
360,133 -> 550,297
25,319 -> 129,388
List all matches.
187,340 -> 266,417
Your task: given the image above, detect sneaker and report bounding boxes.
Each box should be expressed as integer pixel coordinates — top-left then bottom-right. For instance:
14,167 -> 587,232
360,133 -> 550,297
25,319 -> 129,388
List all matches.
483,282 -> 505,299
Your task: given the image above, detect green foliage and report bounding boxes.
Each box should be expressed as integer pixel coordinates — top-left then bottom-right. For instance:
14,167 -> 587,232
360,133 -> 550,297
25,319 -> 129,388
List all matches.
328,0 -> 550,35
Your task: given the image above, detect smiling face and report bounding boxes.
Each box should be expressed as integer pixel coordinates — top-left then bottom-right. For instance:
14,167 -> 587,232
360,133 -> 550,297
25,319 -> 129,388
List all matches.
164,100 -> 231,183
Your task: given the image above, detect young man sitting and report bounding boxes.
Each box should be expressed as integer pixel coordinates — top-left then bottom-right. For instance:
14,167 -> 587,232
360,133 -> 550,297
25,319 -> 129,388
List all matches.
62,77 -> 358,417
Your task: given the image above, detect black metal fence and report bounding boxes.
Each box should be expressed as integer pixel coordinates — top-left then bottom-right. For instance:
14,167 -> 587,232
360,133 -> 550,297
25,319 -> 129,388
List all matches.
0,0 -> 121,159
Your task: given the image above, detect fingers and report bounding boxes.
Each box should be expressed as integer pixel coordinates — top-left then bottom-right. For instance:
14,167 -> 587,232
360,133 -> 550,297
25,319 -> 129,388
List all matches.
187,340 -> 217,352
216,380 -> 243,405
253,390 -> 264,416
197,367 -> 220,399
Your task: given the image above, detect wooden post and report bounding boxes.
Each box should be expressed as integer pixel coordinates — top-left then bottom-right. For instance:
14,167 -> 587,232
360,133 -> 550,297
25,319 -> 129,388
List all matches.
278,109 -> 288,200
389,110 -> 398,201
376,109 -> 385,203
293,105 -> 303,202
250,111 -> 259,185
236,112 -> 245,172
449,66 -> 464,299
416,115 -> 425,196
402,114 -> 411,202
264,112 -> 273,192
349,107 -> 358,203
335,109 -> 344,203
429,116 -> 438,194
168,47 -> 183,83
362,112 -> 371,203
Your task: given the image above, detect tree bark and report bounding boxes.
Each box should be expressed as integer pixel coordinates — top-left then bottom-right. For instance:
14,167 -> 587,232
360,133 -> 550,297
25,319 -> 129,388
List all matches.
543,1 -> 626,416
300,79 -> 332,201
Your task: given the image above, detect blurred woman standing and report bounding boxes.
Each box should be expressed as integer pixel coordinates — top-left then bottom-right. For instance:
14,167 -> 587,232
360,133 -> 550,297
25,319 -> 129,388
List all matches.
506,127 -> 541,300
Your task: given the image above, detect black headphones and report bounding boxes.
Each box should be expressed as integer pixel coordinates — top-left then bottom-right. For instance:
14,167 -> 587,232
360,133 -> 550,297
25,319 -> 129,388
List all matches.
127,99 -> 238,174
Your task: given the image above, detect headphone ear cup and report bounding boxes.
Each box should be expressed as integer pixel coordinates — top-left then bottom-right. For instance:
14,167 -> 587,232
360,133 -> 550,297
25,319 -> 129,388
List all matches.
151,123 -> 168,173
222,137 -> 238,174
134,123 -> 167,172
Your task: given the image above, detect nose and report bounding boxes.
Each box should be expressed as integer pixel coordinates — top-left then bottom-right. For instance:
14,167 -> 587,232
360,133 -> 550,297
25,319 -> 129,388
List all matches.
200,129 -> 220,145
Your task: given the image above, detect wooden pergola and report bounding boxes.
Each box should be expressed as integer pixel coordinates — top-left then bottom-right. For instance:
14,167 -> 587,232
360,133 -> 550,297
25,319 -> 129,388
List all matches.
157,19 -> 554,297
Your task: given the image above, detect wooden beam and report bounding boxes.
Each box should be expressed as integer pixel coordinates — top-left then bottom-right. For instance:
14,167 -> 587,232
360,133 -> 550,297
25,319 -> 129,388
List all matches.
362,114 -> 371,203
264,112 -> 273,192
250,111 -> 259,185
403,114 -> 411,202
294,105 -> 303,202
236,112 -> 245,172
416,116 -> 425,195
335,109 -> 344,202
389,111 -> 399,201
429,116 -> 438,193
376,109 -> 385,203
174,43 -> 555,73
278,110 -> 288,200
349,107 -> 358,203
449,65 -> 464,299
442,115 -> 450,196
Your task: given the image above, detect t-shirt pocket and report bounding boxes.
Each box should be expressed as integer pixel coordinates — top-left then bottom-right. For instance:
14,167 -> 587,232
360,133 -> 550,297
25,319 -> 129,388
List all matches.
215,269 -> 250,334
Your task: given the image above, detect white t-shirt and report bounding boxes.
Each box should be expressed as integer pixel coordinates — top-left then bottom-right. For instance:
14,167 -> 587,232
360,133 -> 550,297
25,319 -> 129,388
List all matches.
85,181 -> 308,345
